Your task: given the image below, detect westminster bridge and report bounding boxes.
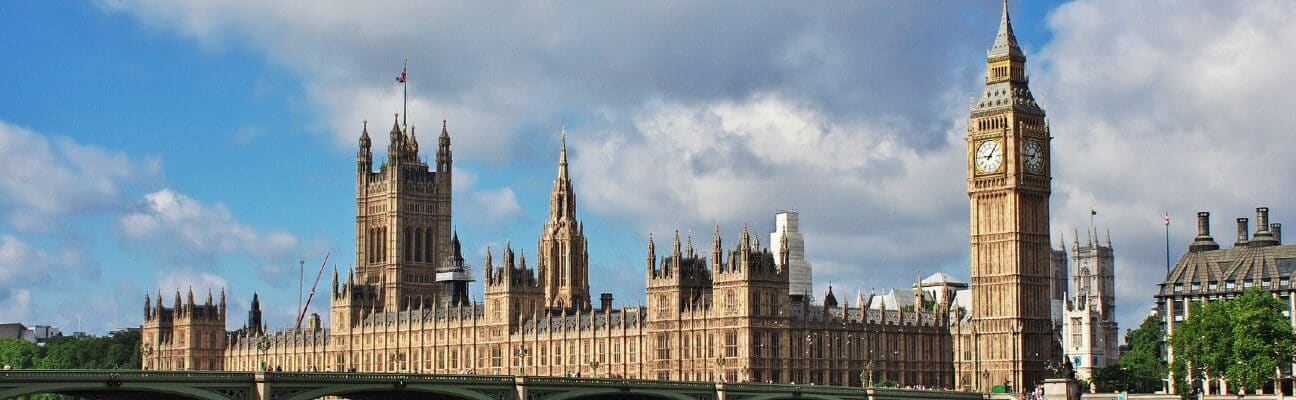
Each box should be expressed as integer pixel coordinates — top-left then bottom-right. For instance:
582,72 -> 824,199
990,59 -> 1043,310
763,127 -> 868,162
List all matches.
0,370 -> 990,400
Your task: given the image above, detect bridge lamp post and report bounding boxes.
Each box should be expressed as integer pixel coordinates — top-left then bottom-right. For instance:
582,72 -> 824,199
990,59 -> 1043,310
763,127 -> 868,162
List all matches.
587,357 -> 601,378
513,348 -> 531,376
142,344 -> 153,370
257,338 -> 271,372
714,354 -> 727,383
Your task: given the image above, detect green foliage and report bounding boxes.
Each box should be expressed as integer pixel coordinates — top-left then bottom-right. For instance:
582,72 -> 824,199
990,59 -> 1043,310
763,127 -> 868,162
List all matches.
1224,289 -> 1294,393
0,331 -> 141,370
1090,315 -> 1167,393
0,338 -> 42,369
1169,288 -> 1296,396
1170,299 -> 1233,379
1122,315 -> 1168,393
1091,364 -> 1124,392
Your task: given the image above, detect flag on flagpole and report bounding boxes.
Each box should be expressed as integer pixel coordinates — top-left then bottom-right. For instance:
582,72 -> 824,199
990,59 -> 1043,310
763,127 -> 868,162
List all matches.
1164,211 -> 1171,226
396,66 -> 407,83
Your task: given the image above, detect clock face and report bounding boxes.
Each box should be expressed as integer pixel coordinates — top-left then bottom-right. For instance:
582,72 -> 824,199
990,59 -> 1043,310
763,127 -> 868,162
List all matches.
1023,140 -> 1045,173
975,140 -> 1003,173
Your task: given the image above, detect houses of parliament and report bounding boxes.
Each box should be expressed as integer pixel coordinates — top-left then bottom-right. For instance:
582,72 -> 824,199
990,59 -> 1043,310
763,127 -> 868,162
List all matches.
142,3 -> 1055,392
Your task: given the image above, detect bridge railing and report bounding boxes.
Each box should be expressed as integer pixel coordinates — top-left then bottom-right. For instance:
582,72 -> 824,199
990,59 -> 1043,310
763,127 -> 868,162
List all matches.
521,376 -> 716,390
265,372 -> 514,385
0,370 -> 253,383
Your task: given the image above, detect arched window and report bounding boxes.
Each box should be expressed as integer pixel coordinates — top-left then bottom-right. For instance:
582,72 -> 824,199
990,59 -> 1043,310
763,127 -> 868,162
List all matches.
404,227 -> 413,262
751,292 -> 761,316
414,228 -> 423,263
424,227 -> 433,264
725,290 -> 736,313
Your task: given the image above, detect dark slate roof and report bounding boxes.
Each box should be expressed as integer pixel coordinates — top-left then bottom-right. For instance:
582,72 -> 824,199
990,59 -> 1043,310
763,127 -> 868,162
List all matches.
1158,243 -> 1296,296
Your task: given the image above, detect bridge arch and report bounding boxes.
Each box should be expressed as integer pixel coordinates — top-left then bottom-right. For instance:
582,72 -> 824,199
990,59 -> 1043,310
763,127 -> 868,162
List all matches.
284,383 -> 502,400
0,382 -> 237,400
541,388 -> 700,400
744,394 -> 845,400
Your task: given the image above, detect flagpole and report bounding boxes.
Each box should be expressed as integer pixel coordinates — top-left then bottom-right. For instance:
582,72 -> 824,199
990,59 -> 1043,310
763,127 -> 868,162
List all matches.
1164,212 -> 1171,275
403,58 -> 408,128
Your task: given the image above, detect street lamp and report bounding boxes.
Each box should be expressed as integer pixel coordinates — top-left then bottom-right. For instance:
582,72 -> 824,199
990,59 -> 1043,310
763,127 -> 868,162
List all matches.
142,344 -> 154,370
513,347 -> 531,376
715,354 -> 727,383
588,357 -> 601,378
257,338 -> 271,372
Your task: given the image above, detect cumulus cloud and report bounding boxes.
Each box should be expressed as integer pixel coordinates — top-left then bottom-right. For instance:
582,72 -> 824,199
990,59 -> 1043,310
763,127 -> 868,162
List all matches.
577,93 -> 970,294
0,121 -> 161,231
0,235 -> 97,323
96,1 -> 997,163
117,189 -> 317,286
94,0 -> 1296,336
452,168 -> 524,227
1038,0 -> 1296,329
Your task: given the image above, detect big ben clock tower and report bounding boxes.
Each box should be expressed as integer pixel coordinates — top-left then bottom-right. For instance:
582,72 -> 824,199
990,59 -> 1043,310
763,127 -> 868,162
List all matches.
965,0 -> 1053,392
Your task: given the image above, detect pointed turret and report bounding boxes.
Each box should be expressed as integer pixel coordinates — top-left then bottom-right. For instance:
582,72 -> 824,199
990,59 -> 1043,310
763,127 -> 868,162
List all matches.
711,225 -> 723,269
548,127 -> 577,223
646,233 -> 657,277
358,119 -> 373,173
389,113 -> 404,162
248,292 -> 263,333
436,119 -> 451,173
484,246 -> 495,283
144,294 -> 152,319
685,234 -> 695,259
824,286 -> 838,308
408,125 -> 419,157
219,288 -> 227,316
672,230 -> 682,259
987,0 -> 1024,60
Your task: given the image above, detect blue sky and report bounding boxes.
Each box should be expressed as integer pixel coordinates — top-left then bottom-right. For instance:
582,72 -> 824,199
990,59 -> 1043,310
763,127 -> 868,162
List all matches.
4,1 -> 1296,337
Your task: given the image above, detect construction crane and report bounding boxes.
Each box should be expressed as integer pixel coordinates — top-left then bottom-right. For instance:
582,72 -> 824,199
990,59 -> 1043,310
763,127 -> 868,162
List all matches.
295,251 -> 330,330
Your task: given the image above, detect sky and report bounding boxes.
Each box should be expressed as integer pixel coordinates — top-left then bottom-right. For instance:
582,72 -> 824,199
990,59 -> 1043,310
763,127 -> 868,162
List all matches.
2,1 -> 1295,338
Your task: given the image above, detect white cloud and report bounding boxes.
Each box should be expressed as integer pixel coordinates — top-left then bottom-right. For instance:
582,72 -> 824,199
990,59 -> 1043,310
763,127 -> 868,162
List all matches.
452,168 -> 524,226
119,189 -> 302,263
576,93 -> 970,292
155,269 -> 230,295
0,121 -> 160,231
1038,0 -> 1296,330
0,235 -> 97,324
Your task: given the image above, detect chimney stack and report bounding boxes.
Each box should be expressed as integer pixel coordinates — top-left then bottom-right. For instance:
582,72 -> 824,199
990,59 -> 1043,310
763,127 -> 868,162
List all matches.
1235,218 -> 1250,247
1250,207 -> 1280,247
1189,212 -> 1220,252
600,293 -> 613,311
1273,223 -> 1283,244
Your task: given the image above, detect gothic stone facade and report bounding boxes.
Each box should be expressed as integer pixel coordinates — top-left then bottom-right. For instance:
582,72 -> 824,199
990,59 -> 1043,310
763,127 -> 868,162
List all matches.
952,2 -> 1056,392
142,119 -> 955,388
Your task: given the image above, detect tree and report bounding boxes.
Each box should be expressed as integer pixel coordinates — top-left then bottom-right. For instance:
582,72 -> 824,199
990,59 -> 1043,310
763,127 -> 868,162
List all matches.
1225,289 -> 1294,393
1091,316 -> 1166,393
1121,315 -> 1168,393
0,338 -> 42,369
1169,288 -> 1296,397
1170,298 -> 1233,396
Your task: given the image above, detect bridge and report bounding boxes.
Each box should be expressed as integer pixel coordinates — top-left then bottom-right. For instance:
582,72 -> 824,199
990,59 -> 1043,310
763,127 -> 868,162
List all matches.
0,370 -> 989,400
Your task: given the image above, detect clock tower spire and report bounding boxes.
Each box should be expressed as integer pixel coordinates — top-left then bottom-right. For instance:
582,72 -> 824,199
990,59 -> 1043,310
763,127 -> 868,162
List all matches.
958,0 -> 1053,392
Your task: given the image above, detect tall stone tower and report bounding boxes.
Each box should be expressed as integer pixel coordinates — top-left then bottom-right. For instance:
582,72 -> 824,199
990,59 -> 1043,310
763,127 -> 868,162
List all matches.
771,211 -> 812,300
966,0 -> 1053,391
354,115 -> 454,311
1062,228 -> 1119,380
536,128 -> 591,311
141,289 -> 227,371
